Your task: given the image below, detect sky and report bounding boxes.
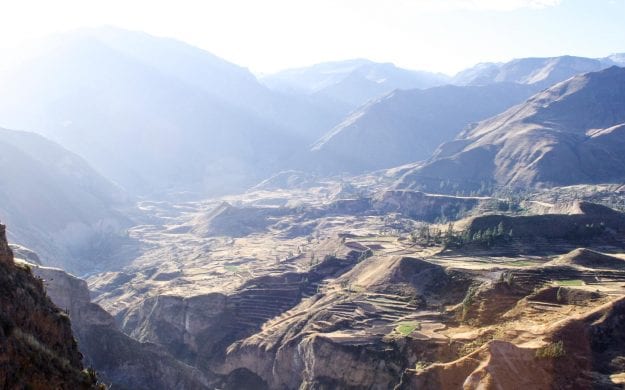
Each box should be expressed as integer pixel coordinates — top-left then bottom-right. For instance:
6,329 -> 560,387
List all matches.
0,0 -> 624,75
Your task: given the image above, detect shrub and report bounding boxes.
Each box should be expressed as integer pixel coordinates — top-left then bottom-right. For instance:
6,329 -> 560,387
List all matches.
462,286 -> 478,321
535,340 -> 566,359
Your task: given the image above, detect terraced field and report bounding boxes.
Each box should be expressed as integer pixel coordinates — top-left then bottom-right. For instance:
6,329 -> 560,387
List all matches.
86,187 -> 625,389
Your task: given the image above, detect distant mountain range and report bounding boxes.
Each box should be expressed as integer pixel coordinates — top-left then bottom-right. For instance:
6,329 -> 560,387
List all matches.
261,59 -> 450,109
452,54 -> 625,87
304,54 -> 625,175
395,66 -> 625,193
0,27 -> 343,197
0,27 -> 623,200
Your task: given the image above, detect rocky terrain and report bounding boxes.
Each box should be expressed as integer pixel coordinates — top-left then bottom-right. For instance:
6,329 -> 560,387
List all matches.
29,264 -> 211,389
78,178 -> 625,389
3,24 -> 625,390
0,223 -> 102,389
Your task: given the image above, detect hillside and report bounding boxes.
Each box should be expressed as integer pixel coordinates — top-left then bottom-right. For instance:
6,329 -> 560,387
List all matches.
0,28 -> 341,197
308,82 -> 536,173
396,66 -> 625,193
0,127 -> 131,274
86,187 -> 625,389
31,263 -> 211,389
0,224 -> 102,389
261,59 -> 450,109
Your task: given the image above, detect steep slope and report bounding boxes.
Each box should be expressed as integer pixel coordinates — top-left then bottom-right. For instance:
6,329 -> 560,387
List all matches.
0,224 -> 101,389
453,55 -> 609,88
261,59 -> 450,109
32,264 -> 211,389
80,27 -> 345,143
0,127 -> 130,274
401,296 -> 625,389
396,66 -> 625,192
308,82 -> 536,173
0,28 -> 336,196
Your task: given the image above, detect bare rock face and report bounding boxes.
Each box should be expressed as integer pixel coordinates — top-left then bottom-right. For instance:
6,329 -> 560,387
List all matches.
33,264 -> 211,390
0,223 -> 99,389
122,292 -> 232,367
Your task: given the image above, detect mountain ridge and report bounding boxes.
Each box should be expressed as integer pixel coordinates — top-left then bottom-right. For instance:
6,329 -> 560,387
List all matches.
396,66 -> 625,192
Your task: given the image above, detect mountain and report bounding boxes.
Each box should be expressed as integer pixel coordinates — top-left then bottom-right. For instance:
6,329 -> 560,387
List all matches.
453,55 -> 609,88
81,27 -> 344,143
307,82 -> 537,173
395,66 -> 625,193
261,59 -> 450,109
0,27 -> 341,197
605,53 -> 625,66
0,127 -> 130,274
0,226 -> 102,389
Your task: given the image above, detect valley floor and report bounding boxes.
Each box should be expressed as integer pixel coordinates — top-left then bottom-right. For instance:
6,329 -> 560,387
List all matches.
85,183 -> 625,389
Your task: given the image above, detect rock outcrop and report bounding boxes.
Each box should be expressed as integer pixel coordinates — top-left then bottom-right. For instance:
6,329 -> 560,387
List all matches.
0,223 -> 101,389
32,264 -> 211,390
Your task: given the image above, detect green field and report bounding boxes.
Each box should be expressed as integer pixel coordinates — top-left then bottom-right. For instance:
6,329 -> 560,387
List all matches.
555,279 -> 584,286
395,321 -> 421,336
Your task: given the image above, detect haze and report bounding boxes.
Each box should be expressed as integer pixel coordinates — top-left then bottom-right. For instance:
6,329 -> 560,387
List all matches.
2,1 -> 625,389
1,0 -> 624,74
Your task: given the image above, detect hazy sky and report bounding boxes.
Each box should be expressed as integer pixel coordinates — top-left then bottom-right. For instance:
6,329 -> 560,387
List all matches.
1,0 -> 624,75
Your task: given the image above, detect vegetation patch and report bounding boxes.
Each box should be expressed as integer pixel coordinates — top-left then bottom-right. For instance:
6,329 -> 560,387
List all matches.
535,340 -> 566,359
461,285 -> 479,321
555,279 -> 584,286
414,361 -> 430,372
394,321 -> 421,336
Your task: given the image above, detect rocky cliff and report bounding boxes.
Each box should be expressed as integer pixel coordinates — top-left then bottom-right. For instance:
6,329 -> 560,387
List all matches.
32,264 -> 211,390
0,223 -> 101,389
